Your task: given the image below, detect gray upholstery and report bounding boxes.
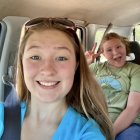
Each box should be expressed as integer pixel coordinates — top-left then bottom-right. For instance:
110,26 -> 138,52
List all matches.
0,16 -> 29,101
0,21 -> 7,60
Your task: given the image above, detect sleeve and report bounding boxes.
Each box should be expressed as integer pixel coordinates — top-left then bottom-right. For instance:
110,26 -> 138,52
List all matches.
89,63 -> 99,74
80,120 -> 106,140
130,65 -> 140,92
0,102 -> 4,138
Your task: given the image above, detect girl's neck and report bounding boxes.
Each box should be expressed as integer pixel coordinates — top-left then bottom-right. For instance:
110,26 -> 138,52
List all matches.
26,98 -> 67,124
21,99 -> 68,140
107,61 -> 127,69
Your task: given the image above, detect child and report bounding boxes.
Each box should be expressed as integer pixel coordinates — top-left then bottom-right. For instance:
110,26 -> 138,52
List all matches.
86,32 -> 140,140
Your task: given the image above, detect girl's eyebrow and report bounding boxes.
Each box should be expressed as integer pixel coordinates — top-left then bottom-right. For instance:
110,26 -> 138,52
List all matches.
55,46 -> 72,53
26,45 -> 42,51
26,45 -> 72,53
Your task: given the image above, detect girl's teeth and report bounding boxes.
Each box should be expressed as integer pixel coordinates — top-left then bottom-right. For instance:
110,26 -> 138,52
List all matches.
39,81 -> 57,86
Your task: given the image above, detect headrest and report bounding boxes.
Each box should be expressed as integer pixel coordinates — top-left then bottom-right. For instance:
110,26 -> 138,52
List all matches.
128,41 -> 140,65
0,16 -> 29,101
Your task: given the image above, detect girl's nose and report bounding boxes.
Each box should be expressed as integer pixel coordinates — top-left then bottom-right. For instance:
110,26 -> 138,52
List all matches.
40,60 -> 57,76
112,49 -> 118,55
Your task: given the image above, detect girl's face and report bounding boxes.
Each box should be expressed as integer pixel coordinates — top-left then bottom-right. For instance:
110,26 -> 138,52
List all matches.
102,38 -> 126,68
22,29 -> 77,103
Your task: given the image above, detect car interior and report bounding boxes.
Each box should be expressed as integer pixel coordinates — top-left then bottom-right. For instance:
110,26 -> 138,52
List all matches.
1,0 -> 140,101
0,0 -> 140,139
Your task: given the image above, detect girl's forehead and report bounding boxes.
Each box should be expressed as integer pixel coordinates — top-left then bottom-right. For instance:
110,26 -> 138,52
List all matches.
106,38 -> 121,43
103,38 -> 123,47
26,29 -> 70,43
24,29 -> 75,52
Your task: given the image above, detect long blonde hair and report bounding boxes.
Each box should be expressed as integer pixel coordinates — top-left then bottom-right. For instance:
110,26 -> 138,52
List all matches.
16,18 -> 114,140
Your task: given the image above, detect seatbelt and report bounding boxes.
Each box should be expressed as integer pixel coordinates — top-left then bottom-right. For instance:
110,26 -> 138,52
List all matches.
133,28 -> 135,41
1,82 -> 21,140
99,22 -> 113,49
96,22 -> 113,61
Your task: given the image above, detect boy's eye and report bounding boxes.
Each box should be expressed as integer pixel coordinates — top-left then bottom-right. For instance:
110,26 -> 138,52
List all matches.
56,57 -> 67,61
31,56 -> 41,60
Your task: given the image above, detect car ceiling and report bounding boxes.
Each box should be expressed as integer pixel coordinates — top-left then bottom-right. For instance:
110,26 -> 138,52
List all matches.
0,0 -> 140,26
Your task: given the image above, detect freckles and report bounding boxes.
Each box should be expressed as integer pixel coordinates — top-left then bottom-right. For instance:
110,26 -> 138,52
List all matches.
23,61 -> 37,75
59,66 -> 68,75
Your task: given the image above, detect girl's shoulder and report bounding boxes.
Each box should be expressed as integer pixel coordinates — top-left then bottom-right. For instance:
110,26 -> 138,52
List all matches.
60,107 -> 105,140
127,62 -> 140,68
90,61 -> 107,73
126,62 -> 140,74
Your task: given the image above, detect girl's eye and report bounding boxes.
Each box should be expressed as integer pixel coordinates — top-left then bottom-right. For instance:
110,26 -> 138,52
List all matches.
31,56 -> 41,60
117,45 -> 121,49
56,56 -> 68,61
106,49 -> 112,52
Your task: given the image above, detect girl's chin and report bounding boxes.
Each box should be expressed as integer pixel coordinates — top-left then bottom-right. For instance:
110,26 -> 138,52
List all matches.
109,61 -> 126,68
114,63 -> 126,68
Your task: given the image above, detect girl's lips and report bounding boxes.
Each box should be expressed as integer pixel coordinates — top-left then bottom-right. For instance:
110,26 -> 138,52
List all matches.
37,81 -> 60,87
114,56 -> 122,61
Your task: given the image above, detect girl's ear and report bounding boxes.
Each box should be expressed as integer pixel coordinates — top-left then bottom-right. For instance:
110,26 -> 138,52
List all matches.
101,48 -> 104,55
101,48 -> 104,53
75,62 -> 79,71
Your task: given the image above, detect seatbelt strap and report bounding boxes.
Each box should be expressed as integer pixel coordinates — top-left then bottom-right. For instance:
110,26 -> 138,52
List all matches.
98,22 -> 113,51
1,83 -> 21,140
96,22 -> 113,61
133,28 -> 135,41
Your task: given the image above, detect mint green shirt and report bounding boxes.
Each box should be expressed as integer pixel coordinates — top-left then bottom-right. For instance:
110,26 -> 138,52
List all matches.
90,62 -> 140,123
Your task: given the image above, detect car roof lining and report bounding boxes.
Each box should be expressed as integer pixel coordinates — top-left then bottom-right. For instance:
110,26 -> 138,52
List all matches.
0,0 -> 140,26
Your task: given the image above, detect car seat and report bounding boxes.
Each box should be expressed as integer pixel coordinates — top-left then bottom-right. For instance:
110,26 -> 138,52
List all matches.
0,16 -> 29,101
128,41 -> 140,65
